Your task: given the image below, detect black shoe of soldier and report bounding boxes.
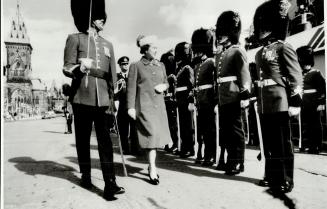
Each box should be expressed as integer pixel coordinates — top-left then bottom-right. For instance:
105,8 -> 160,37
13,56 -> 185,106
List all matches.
80,174 -> 93,189
216,162 -> 226,171
270,181 -> 293,194
103,183 -> 125,201
202,159 -> 215,167
195,157 -> 204,164
225,163 -> 243,175
258,179 -> 270,187
180,151 -> 193,158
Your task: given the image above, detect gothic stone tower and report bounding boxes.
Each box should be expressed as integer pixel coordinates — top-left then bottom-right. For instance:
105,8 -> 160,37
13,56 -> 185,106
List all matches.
4,2 -> 34,117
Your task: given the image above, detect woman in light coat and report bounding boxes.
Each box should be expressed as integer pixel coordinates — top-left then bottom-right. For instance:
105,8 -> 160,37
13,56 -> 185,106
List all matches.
127,35 -> 172,185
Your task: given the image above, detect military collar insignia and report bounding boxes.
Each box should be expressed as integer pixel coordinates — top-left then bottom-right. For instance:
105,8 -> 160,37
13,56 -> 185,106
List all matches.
141,57 -> 161,66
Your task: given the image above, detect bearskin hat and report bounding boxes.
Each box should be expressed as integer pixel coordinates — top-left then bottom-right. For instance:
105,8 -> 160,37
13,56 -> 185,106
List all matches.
253,0 -> 291,40
216,11 -> 242,44
175,42 -> 192,63
296,45 -> 315,67
71,0 -> 107,33
191,28 -> 214,56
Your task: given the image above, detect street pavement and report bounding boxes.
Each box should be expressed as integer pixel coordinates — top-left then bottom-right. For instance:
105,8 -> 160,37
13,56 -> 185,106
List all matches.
3,117 -> 327,209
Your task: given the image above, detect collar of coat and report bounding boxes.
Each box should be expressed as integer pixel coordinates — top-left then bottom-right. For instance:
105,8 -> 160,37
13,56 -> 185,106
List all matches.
141,56 -> 161,66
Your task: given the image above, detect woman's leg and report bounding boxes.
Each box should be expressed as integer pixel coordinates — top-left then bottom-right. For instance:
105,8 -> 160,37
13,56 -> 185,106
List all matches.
148,149 -> 158,179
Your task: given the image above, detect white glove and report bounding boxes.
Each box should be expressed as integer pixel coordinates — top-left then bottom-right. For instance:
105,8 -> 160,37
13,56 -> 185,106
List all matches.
79,58 -> 93,73
317,105 -> 325,111
288,106 -> 301,117
128,108 -> 136,120
214,105 -> 218,114
114,101 -> 119,115
188,103 -> 195,112
240,100 -> 250,109
154,83 -> 168,93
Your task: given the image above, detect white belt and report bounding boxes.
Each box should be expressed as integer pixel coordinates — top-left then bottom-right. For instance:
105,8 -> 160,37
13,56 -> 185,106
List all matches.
303,89 -> 317,94
196,84 -> 213,91
176,86 -> 188,92
217,76 -> 237,83
257,79 -> 277,87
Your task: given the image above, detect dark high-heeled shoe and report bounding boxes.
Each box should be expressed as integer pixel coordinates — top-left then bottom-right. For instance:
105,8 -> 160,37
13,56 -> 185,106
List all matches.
148,166 -> 160,185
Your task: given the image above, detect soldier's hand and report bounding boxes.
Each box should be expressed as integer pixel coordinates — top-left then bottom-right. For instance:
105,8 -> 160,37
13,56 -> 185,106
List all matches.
317,105 -> 325,111
79,58 -> 93,72
128,108 -> 136,120
214,105 -> 218,114
288,106 -> 301,117
240,100 -> 250,109
154,83 -> 168,93
188,103 -> 195,112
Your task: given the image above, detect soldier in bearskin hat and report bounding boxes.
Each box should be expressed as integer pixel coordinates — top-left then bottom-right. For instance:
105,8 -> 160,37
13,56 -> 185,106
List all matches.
297,45 -> 326,154
175,41 -> 195,158
215,11 -> 251,175
253,0 -> 303,193
190,28 -> 216,166
63,0 -> 124,200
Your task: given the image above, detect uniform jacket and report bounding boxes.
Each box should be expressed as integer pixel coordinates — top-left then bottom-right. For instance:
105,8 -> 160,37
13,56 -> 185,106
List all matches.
216,45 -> 251,106
255,40 -> 303,114
302,68 -> 326,111
114,72 -> 128,112
63,32 -> 116,108
194,56 -> 216,107
127,57 -> 172,148
176,62 -> 194,106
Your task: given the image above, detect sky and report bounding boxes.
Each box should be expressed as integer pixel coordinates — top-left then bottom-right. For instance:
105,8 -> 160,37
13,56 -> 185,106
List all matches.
2,0 -> 282,87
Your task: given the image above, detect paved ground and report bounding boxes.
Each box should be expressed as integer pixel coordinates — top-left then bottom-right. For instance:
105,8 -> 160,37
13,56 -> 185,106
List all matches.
3,117 -> 327,209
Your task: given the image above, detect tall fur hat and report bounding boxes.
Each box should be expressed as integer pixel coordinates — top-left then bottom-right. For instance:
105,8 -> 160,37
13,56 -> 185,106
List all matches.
191,28 -> 214,56
253,0 -> 291,40
175,42 -> 191,63
71,0 -> 107,33
296,45 -> 315,67
216,11 -> 242,44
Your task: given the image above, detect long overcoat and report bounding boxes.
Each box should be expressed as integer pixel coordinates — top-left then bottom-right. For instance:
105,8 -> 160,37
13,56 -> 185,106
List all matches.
127,57 -> 172,148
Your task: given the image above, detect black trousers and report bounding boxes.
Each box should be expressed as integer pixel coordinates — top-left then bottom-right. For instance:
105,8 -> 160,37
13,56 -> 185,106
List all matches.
261,112 -> 294,186
66,114 -> 73,133
219,102 -> 245,167
72,104 -> 116,184
117,108 -> 138,153
197,104 -> 216,161
301,109 -> 323,151
178,104 -> 194,153
166,101 -> 179,148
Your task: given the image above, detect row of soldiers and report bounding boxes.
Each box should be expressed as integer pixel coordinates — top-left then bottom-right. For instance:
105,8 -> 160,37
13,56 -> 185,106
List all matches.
156,1 -> 325,194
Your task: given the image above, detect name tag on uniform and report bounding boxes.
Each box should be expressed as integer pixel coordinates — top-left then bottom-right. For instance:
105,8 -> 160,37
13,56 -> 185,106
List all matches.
104,46 -> 111,57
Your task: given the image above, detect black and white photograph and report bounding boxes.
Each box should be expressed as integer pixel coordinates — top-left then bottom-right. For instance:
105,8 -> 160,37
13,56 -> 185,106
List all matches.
1,0 -> 327,208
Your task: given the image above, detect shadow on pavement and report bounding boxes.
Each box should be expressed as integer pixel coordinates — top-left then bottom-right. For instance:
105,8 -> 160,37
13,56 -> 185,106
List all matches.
65,156 -> 147,182
265,189 -> 298,209
8,157 -> 104,199
43,131 -> 66,134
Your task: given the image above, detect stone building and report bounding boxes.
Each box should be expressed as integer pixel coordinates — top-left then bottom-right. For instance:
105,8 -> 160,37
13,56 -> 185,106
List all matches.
3,3 -> 48,120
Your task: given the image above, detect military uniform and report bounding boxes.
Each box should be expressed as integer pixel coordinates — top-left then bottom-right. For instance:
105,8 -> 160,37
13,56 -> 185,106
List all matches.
63,32 -> 117,184
161,52 -> 179,151
176,62 -> 195,156
115,69 -> 138,154
193,55 -> 216,165
255,40 -> 303,189
301,68 -> 325,153
216,45 -> 251,173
